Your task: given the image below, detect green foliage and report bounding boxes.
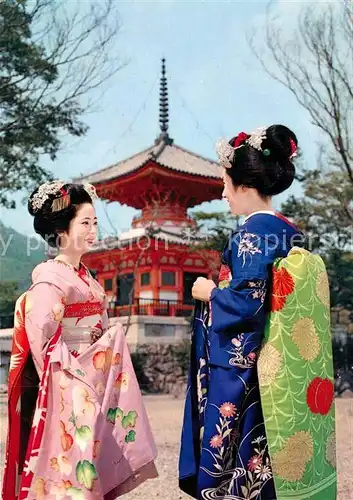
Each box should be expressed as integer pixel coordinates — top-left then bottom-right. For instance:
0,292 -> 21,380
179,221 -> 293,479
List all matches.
325,250 -> 353,310
0,0 -> 86,207
0,280 -> 18,315
281,195 -> 353,311
281,169 -> 352,252
191,211 -> 240,253
0,0 -> 121,208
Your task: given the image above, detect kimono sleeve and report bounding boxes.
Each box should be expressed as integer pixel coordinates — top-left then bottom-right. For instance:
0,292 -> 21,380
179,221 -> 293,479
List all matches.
25,281 -> 66,371
210,230 -> 275,335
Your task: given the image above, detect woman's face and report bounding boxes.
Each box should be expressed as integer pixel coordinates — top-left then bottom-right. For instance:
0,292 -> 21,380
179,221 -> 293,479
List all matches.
60,203 -> 98,254
222,169 -> 249,216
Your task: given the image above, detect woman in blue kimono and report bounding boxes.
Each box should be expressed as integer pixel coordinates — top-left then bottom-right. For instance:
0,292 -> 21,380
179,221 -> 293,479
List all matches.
179,125 -> 305,500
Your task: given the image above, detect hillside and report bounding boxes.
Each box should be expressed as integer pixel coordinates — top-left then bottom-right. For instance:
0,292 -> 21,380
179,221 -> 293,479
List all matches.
0,220 -> 46,291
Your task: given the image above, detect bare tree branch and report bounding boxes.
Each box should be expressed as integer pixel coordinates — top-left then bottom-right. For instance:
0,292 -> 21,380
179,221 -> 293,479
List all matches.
248,3 -> 353,184
0,0 -> 125,207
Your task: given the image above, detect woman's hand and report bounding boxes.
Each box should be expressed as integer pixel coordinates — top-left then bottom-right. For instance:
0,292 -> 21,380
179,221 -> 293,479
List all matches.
192,277 -> 217,302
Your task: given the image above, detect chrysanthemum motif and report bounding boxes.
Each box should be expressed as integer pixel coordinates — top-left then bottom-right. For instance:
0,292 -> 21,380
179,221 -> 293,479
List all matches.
254,464 -> 272,481
271,267 -> 295,312
248,455 -> 262,471
316,271 -> 330,309
325,432 -> 336,469
219,402 -> 237,418
291,317 -> 320,362
272,431 -> 314,482
273,267 -> 295,297
251,435 -> 266,445
210,435 -> 223,448
258,344 -> 282,386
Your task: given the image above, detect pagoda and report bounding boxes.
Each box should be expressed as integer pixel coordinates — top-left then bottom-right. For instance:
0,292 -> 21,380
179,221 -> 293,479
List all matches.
78,59 -> 223,345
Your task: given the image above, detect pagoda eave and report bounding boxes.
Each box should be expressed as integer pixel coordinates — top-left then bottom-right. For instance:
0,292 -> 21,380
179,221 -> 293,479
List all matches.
93,161 -> 223,209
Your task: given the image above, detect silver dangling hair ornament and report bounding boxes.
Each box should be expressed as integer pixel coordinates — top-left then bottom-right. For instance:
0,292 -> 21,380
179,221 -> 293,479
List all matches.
30,181 -> 99,213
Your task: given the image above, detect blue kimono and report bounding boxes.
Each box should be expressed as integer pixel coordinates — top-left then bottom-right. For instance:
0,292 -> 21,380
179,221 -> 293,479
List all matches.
179,212 -> 304,500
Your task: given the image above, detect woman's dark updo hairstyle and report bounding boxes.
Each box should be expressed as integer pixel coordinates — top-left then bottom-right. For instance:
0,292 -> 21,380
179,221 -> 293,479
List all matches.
28,183 -> 93,248
226,124 -> 297,197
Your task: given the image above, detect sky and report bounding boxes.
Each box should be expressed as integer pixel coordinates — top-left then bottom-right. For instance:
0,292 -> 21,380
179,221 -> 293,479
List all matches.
1,0 -> 328,239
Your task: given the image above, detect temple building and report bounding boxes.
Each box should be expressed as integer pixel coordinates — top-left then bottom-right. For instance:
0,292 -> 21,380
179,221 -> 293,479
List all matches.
77,59 -> 223,347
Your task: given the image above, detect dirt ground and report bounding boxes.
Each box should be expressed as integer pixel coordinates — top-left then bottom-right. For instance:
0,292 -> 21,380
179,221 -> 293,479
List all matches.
0,394 -> 352,499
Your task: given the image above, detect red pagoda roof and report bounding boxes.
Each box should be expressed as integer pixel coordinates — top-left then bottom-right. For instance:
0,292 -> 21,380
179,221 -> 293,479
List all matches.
74,59 -> 223,209
77,140 -> 221,184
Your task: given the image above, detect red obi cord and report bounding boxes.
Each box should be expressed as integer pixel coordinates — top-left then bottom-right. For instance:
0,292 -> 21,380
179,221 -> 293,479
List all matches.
64,301 -> 104,318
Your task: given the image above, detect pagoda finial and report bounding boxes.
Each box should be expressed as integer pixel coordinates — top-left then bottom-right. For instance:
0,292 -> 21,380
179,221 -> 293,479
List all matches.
156,58 -> 173,145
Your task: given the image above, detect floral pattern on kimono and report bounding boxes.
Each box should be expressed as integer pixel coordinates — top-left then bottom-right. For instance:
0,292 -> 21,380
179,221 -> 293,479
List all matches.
179,213 -> 304,500
3,260 -> 157,500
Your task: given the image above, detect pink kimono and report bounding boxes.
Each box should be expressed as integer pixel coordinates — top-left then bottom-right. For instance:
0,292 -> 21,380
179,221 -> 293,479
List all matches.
2,260 -> 157,500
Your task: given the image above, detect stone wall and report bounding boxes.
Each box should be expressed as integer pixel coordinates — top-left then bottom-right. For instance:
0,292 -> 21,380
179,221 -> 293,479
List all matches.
1,307 -> 352,396
131,342 -> 190,398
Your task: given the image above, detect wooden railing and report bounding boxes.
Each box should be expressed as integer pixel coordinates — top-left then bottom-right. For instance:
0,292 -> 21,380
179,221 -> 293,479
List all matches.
107,298 -> 194,318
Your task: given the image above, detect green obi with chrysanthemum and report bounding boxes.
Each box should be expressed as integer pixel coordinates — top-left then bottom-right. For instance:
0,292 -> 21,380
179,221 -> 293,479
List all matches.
258,247 -> 337,499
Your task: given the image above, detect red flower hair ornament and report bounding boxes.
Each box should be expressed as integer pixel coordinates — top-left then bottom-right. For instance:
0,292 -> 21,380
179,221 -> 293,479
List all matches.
216,127 -> 298,168
289,138 -> 298,159
215,132 -> 250,169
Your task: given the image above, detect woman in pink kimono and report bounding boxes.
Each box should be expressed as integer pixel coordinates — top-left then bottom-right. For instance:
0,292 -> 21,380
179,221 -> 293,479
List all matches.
2,181 -> 157,500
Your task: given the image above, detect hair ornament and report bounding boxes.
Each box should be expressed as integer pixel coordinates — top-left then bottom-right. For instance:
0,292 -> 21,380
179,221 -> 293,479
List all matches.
30,180 -> 66,213
263,148 -> 271,157
233,132 -> 250,148
215,138 -> 236,169
289,138 -> 298,159
51,186 -> 71,212
246,126 -> 267,151
216,131 -> 250,169
83,183 -> 99,201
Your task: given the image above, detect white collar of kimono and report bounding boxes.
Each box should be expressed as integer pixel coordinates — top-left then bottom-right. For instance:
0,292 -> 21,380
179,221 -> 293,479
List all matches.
243,210 -> 276,223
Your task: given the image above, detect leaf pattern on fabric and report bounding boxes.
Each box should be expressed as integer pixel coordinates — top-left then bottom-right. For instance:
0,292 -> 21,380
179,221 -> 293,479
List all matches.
93,348 -> 121,372
106,407 -> 139,443
74,425 -> 93,452
3,260 -> 157,500
115,372 -> 129,392
72,386 -> 96,420
60,421 -> 74,453
125,430 -> 136,443
75,460 -> 98,491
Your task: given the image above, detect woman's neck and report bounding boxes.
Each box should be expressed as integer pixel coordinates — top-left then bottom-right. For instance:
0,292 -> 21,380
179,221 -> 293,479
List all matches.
54,252 -> 82,270
245,202 -> 275,218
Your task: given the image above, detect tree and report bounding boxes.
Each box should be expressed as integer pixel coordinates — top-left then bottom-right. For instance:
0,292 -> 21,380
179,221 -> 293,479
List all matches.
190,211 -> 240,253
0,0 -> 123,208
186,211 -> 240,282
326,249 -> 353,310
250,3 -> 353,250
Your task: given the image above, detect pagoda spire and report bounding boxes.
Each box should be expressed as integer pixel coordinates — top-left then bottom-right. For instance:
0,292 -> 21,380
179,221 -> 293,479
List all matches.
156,58 -> 173,145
